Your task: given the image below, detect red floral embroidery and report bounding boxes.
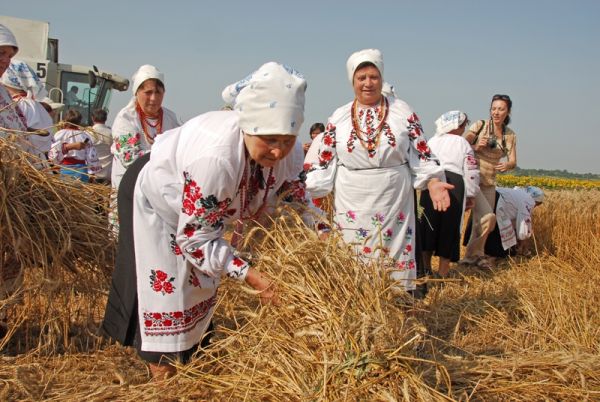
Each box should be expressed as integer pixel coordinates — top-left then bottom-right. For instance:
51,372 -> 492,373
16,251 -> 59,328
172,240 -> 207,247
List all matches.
143,294 -> 217,337
169,234 -> 182,256
149,269 -> 176,295
416,140 -> 430,154
185,245 -> 206,266
182,171 -> 233,229
189,271 -> 201,287
320,150 -> 333,162
191,248 -> 204,259
232,257 -> 245,267
183,224 -> 196,238
182,199 -> 195,216
363,246 -> 372,254
127,134 -> 139,145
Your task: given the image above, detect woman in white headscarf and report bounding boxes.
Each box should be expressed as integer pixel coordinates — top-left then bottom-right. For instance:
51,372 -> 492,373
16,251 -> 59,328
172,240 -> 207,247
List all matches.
108,64 -> 180,234
1,63 -> 54,167
0,24 -> 27,138
419,111 -> 480,278
306,49 -> 452,294
0,24 -> 28,301
102,62 -> 308,379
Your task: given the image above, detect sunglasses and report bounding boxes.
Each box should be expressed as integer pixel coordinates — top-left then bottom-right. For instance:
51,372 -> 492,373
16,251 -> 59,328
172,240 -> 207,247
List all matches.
492,94 -> 511,102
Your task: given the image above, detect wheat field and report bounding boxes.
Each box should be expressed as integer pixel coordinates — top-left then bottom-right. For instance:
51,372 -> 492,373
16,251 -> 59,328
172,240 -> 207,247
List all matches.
1,138 -> 599,401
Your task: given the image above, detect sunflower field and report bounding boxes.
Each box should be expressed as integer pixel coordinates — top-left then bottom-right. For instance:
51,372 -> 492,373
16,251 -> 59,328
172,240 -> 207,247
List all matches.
497,174 -> 600,189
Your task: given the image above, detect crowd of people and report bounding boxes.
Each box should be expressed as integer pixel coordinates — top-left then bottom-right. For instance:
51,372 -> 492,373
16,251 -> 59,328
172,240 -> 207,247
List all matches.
1,21 -> 545,379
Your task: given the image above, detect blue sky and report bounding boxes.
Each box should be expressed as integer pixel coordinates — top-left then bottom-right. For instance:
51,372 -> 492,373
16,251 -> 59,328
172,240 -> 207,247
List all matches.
6,0 -> 600,173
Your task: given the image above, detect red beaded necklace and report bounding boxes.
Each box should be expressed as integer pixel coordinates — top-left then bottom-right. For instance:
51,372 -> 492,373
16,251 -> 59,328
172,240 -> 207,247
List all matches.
238,154 -> 274,221
351,97 -> 389,153
136,102 -> 163,145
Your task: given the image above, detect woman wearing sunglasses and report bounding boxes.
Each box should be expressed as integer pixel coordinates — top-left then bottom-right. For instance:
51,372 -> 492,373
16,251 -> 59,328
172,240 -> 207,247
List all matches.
461,94 -> 517,269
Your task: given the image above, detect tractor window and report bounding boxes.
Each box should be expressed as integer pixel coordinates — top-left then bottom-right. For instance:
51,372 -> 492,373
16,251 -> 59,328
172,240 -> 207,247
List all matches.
60,72 -> 100,125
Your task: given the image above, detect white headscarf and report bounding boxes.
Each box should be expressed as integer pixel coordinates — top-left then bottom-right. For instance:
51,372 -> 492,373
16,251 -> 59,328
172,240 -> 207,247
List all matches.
524,186 -> 544,203
1,59 -> 48,99
124,64 -> 165,110
0,24 -> 18,52
381,82 -> 396,98
346,48 -> 384,84
434,110 -> 468,136
221,62 -> 306,136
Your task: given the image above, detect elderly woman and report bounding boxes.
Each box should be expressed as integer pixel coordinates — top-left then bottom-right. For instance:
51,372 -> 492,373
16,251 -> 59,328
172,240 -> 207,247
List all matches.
102,62 -> 308,379
419,111 -> 480,278
306,49 -> 452,293
0,24 -> 27,303
0,24 -> 27,138
108,64 -> 180,234
461,94 -> 517,268
1,64 -> 54,168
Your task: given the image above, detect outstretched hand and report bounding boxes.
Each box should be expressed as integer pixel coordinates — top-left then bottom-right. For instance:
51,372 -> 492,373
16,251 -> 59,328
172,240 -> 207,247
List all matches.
245,267 -> 280,306
427,179 -> 454,212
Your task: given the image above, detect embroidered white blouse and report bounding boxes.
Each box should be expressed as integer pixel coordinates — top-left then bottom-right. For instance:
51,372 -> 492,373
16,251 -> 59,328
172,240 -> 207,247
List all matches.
133,110 -> 306,352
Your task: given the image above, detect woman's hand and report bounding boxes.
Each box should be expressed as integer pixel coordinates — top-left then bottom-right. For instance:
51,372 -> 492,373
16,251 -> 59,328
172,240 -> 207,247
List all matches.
475,136 -> 488,151
495,161 -> 511,172
427,179 -> 454,212
245,268 -> 280,306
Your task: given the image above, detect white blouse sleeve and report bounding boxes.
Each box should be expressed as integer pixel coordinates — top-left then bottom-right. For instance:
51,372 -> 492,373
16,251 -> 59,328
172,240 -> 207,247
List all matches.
516,198 -> 534,240
462,140 -> 480,197
48,129 -> 67,163
305,122 -> 338,198
404,112 -> 445,189
175,157 -> 250,281
111,115 -> 145,168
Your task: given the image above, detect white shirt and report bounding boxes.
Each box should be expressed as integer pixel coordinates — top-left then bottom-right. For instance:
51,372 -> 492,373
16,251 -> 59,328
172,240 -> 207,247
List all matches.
91,123 -> 113,181
303,132 -> 323,167
17,98 -> 54,162
427,133 -> 480,197
496,187 -> 536,242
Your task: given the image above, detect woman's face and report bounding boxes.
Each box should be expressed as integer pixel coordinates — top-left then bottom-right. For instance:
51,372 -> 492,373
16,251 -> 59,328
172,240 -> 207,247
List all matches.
243,134 -> 296,168
490,99 -> 510,125
0,45 -> 17,76
352,65 -> 383,106
136,79 -> 165,117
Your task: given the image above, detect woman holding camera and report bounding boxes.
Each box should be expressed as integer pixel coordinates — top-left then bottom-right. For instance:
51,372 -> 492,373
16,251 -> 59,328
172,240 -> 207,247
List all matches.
461,94 -> 517,268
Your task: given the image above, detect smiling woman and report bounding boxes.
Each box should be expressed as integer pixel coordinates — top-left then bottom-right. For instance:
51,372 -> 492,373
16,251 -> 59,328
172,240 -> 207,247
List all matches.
461,94 -> 518,269
305,48 -> 452,295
